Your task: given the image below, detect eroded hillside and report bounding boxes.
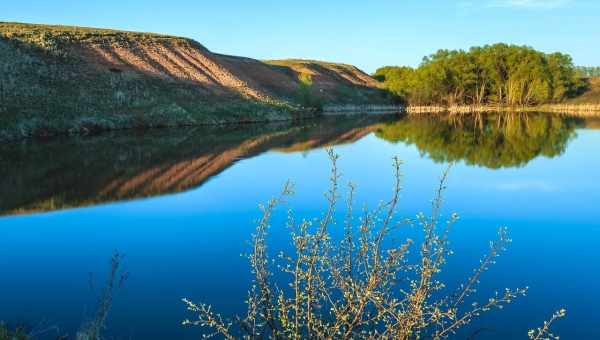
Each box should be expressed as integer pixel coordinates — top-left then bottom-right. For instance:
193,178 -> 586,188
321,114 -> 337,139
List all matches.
0,22 -> 390,141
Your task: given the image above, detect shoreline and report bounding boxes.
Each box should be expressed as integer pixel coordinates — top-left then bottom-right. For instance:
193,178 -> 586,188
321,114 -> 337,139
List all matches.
5,103 -> 600,143
322,104 -> 404,115
406,104 -> 600,117
0,110 -> 318,144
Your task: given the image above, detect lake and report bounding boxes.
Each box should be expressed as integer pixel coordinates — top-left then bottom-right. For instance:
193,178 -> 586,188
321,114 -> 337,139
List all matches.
1,113 -> 599,339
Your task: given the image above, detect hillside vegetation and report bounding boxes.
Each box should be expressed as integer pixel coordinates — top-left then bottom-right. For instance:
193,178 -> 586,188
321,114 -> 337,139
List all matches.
0,22 -> 390,141
565,77 -> 600,104
375,43 -> 585,107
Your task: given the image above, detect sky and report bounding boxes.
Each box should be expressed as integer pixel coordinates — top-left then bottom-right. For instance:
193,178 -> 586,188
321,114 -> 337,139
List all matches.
2,0 -> 599,73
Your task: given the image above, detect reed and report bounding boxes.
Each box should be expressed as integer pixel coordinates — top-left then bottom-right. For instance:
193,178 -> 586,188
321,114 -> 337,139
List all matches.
76,251 -> 126,340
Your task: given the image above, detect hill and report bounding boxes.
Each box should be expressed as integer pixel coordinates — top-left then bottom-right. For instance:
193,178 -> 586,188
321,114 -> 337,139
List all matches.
0,22 -> 390,141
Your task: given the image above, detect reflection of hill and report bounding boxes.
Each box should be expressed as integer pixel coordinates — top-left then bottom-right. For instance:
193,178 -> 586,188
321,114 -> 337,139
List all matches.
375,113 -> 582,169
0,117 -> 390,216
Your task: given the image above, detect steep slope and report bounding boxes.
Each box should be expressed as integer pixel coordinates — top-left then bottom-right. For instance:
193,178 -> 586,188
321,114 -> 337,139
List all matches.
0,22 -> 391,141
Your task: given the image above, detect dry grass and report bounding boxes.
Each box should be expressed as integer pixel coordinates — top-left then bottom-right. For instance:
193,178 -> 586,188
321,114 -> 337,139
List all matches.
265,59 -> 358,69
182,149 -> 566,339
407,104 -> 600,116
0,21 -> 185,45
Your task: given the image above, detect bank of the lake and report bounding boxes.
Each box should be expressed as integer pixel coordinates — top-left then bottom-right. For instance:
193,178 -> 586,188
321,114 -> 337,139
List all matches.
406,103 -> 600,117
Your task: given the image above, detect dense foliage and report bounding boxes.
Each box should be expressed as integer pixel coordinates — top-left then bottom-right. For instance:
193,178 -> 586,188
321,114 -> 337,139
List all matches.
375,44 -> 584,106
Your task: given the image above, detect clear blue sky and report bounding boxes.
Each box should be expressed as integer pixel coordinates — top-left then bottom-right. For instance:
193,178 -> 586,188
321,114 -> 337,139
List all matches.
2,0 -> 599,73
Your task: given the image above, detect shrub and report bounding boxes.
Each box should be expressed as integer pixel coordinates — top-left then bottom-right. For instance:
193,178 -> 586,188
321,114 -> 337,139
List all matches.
296,73 -> 324,112
182,149 -> 566,339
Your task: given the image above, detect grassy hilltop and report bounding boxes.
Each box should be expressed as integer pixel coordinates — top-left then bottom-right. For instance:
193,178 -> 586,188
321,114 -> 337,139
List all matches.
0,22 -> 390,141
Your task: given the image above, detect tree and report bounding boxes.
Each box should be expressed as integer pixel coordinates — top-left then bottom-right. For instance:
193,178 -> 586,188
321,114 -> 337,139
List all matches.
375,44 -> 581,106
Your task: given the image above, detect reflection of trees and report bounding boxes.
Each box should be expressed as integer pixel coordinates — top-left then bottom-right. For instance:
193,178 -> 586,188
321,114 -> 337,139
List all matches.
2,113 -> 586,216
0,117 -> 390,216
375,113 -> 581,169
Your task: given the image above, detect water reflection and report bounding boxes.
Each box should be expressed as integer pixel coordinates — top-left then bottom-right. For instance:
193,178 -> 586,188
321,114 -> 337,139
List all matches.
375,113 -> 585,169
1,113 -> 597,216
0,117 -> 389,216
2,113 -> 600,339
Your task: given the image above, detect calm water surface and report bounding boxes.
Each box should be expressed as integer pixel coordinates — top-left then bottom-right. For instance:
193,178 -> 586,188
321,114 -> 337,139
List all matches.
1,114 -> 599,339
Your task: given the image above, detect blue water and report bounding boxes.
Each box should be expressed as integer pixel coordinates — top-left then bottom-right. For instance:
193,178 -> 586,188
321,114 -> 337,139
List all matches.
1,116 -> 599,339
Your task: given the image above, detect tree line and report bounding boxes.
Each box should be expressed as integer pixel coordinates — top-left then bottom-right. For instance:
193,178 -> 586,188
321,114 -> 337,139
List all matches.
374,44 -> 586,106
577,66 -> 600,78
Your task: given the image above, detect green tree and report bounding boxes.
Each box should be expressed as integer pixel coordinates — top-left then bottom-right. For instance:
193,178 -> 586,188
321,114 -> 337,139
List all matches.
375,44 -> 581,106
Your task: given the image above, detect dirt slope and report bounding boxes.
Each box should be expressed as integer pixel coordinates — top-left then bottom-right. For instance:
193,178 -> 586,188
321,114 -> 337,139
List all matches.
0,22 -> 390,141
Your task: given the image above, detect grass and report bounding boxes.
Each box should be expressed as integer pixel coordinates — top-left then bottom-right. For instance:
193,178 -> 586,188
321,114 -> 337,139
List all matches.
265,59 -> 359,69
182,149 -> 565,339
266,59 -> 390,107
0,21 -> 188,45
